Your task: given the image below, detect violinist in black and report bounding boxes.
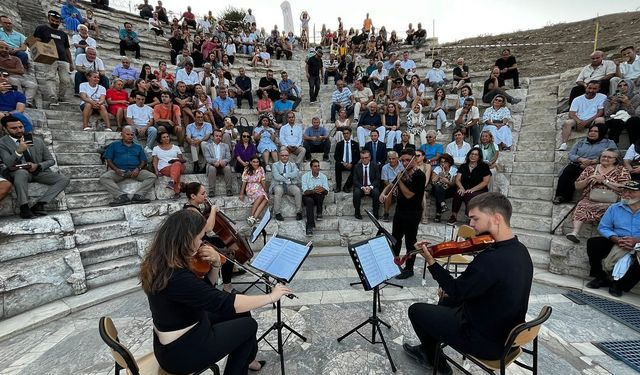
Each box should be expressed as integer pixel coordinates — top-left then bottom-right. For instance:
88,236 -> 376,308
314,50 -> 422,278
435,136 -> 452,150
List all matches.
379,148 -> 426,280
140,209 -> 291,374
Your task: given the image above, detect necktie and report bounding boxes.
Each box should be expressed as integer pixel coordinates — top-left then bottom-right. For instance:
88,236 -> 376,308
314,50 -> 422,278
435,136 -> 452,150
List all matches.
283,163 -> 288,193
344,141 -> 350,164
363,165 -> 368,187
372,142 -> 377,165
17,140 -> 33,163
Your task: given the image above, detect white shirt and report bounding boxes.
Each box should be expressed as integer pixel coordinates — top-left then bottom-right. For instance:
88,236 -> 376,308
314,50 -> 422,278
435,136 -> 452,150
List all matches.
71,34 -> 97,49
279,123 -> 303,147
445,141 -> 471,165
75,54 -> 105,72
426,68 -> 446,83
175,68 -> 200,85
126,104 -> 154,127
454,106 -> 480,122
624,144 -> 639,162
79,82 -> 106,102
152,145 -> 182,171
369,68 -> 388,84
570,93 -> 607,120
620,57 -> 640,80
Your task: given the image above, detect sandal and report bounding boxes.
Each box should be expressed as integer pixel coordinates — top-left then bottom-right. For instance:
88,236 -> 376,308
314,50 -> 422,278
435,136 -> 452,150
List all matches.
83,127 -> 92,131
249,360 -> 266,371
104,127 -> 113,132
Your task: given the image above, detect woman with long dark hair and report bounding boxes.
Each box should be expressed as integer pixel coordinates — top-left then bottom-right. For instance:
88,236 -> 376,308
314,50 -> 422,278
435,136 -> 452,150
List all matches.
448,147 -> 491,224
140,209 -> 289,374
240,156 -> 269,226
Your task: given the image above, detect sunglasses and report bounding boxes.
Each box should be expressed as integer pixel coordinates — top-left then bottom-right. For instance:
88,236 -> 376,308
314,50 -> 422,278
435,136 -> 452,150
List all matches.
242,135 -> 250,138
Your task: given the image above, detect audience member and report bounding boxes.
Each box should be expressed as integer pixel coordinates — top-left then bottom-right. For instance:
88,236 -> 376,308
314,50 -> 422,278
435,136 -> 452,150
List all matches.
278,71 -> 301,110
603,79 -> 640,144
254,115 -> 278,170
0,115 -> 70,218
106,78 -> 129,128
353,149 -> 380,219
167,30 -> 185,65
212,86 -> 236,129
334,128 -> 360,192
407,102 -> 427,145
559,80 -> 606,151
61,0 -> 84,32
611,46 -> 640,95
112,57 -> 139,89
154,60 -> 174,89
448,147 -> 491,224
0,16 -> 29,68
495,49 -> 520,89
352,79 -> 374,123
279,112 -> 306,167
382,102 -> 401,150
356,102 -> 384,146
74,47 -> 109,94
430,153 -> 457,222
394,131 -> 415,154
71,24 -> 96,58
569,51 -> 616,106
152,130 -> 185,198
0,44 -> 36,107
476,130 -> 502,192
202,129 -> 233,196
273,92 -> 294,124
257,69 -> 279,102
33,11 -> 74,103
330,80 -> 354,123
153,91 -> 184,144
452,57 -> 470,91
624,140 -> 640,181
175,61 -> 199,93
79,71 -> 111,131
424,59 -> 447,90
84,9 -> 100,37
482,94 -> 513,151
428,88 -> 450,134
368,61 -> 388,94
271,148 -> 303,221
301,159 -> 329,235
240,155 -> 268,226
446,128 -> 472,166
233,130 -> 257,173
185,110 -> 212,172
306,49 -> 323,103
126,91 -> 156,151
380,151 -> 404,221
119,22 -> 141,59
235,67 -> 253,109
363,129 -> 387,168
138,0 -> 154,19
482,66 -> 520,104
302,117 -> 330,161
323,53 -> 340,85
148,12 -> 164,37
0,72 -> 34,132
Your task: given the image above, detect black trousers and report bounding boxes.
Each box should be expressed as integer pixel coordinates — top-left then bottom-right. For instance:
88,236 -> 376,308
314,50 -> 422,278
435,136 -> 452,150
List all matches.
605,117 -> 640,145
236,91 -> 254,109
335,162 -> 354,189
431,184 -> 455,213
555,163 -> 583,202
353,187 -> 379,215
303,193 -> 325,227
499,69 -> 519,88
568,80 -> 610,106
303,140 -> 330,159
587,236 -> 640,291
392,211 -> 421,269
119,40 -> 140,58
286,93 -> 302,110
308,76 -> 320,101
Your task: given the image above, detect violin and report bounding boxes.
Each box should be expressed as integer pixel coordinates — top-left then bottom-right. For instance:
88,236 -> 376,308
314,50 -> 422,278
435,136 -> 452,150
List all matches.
189,241 -> 227,278
394,235 -> 495,266
383,154 -> 416,201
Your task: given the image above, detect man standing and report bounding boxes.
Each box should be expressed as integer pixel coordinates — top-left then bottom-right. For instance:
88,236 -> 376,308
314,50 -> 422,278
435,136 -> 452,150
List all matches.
126,92 -> 156,152
353,149 -> 380,220
334,128 -> 360,192
363,129 -> 387,167
302,117 -> 330,161
404,192 -> 533,373
306,48 -> 323,103
380,150 -> 404,222
111,57 -> 139,89
32,10 -> 74,103
271,149 -> 303,221
185,110 -> 212,173
330,80 -> 354,122
119,22 -> 141,59
559,80 -> 606,150
202,129 -> 232,196
0,115 -> 69,218
356,102 -> 385,147
0,43 -> 36,107
100,126 -> 156,206
302,159 -> 329,235
0,16 -> 29,68
235,67 -> 253,109
568,50 -> 616,105
352,79 -> 374,123
585,180 -> 640,297
278,71 -> 301,110
380,149 -> 423,278
279,112 -> 306,167
495,49 -> 520,89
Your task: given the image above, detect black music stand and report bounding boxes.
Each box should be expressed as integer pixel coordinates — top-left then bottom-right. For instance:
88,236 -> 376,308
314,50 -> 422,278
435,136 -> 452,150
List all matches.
237,209 -> 273,295
338,235 -> 401,372
252,235 -> 313,375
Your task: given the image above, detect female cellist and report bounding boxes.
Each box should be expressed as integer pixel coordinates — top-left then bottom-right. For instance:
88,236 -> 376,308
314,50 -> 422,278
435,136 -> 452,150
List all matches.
140,210 -> 290,374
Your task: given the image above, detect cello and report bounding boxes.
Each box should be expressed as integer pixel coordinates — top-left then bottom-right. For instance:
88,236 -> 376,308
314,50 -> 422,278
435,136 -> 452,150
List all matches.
203,198 -> 254,264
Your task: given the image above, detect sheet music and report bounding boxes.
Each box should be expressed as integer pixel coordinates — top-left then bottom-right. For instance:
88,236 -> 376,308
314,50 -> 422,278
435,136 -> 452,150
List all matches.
353,236 -> 400,288
355,244 -> 384,288
251,236 -> 310,281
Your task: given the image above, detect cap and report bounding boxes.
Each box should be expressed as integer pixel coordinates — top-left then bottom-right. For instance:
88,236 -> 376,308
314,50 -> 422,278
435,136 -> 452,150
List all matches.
48,10 -> 61,18
621,180 -> 640,191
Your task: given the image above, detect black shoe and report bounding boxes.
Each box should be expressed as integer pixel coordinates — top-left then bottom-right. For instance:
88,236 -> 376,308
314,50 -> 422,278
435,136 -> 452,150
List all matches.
382,213 -> 390,222
226,189 -> 233,197
316,213 -> 323,221
396,269 -> 414,279
19,204 -> 35,219
31,202 -> 48,216
342,186 -> 351,193
355,212 -> 363,220
434,213 -> 441,223
566,234 -> 580,244
552,196 -> 564,205
402,343 -> 432,369
306,227 -> 313,236
447,215 -> 457,224
109,194 -> 131,206
322,155 -> 330,161
373,212 -> 379,220
609,285 -> 623,297
131,194 -> 150,203
275,213 -> 285,221
193,161 -> 199,173
586,278 -> 610,289
296,212 -> 303,220
232,269 -> 246,276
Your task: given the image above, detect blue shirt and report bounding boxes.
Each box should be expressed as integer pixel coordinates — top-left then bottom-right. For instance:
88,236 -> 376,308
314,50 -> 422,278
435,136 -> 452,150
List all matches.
213,96 -> 235,116
0,90 -> 26,111
118,29 -> 139,44
304,126 -> 328,146
112,65 -> 140,81
420,143 -> 444,162
104,140 -> 147,171
0,29 -> 26,49
186,122 -> 213,140
273,99 -> 293,113
598,202 -> 640,239
278,79 -> 299,96
381,162 -> 404,182
301,171 -> 330,192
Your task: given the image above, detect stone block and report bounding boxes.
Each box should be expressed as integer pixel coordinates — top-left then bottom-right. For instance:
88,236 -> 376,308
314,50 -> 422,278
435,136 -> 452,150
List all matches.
84,256 -> 141,289
58,165 -> 108,179
78,237 -> 139,266
123,200 -> 183,235
511,213 -> 552,232
510,198 -> 553,216
0,211 -> 73,236
70,206 -> 126,226
53,131 -> 95,142
513,229 -> 552,251
75,221 -> 131,245
154,174 -> 206,200
0,233 -> 76,263
512,162 -> 554,174
516,139 -> 556,151
508,186 -> 553,200
514,151 -> 554,162
55,153 -> 102,166
510,173 -> 554,187
66,177 -> 105,194
549,236 -> 589,277
118,179 -> 158,201
53,141 -> 98,153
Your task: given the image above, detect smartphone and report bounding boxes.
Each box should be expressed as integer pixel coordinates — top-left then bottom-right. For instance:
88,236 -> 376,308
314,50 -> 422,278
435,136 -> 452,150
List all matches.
23,134 -> 33,144
15,163 -> 30,169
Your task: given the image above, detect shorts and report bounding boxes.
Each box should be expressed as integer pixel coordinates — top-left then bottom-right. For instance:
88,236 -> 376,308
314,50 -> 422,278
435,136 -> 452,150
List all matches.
80,103 -> 106,112
155,121 -> 175,134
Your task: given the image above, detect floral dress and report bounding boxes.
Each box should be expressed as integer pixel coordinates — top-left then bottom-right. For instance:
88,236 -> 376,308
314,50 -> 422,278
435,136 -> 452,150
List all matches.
574,165 -> 630,222
242,167 -> 268,203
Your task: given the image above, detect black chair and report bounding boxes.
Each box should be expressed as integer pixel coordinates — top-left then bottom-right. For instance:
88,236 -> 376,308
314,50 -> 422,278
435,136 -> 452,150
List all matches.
433,306 -> 552,375
98,316 -> 220,375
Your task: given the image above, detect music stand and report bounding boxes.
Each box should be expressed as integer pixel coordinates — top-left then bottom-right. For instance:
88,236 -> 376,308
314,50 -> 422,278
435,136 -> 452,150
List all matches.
237,209 -> 273,295
252,235 -> 313,375
338,235 -> 401,372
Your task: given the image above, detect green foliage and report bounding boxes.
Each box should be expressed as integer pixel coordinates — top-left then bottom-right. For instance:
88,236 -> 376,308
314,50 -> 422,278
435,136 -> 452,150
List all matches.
218,6 -> 245,23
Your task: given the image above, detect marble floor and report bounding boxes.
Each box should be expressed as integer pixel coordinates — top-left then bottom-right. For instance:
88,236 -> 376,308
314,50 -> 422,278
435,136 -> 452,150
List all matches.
0,254 -> 639,375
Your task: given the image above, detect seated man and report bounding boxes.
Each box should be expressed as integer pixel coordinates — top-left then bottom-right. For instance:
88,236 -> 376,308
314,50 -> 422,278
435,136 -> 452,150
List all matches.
405,192 -> 533,374
273,92 -> 293,124
79,71 -> 111,131
0,71 -> 35,132
185,110 -> 212,173
0,42 -> 36,107
413,23 -> 426,47
352,79 -> 374,123
126,91 -> 156,151
334,128 -> 360,192
495,49 -> 520,89
586,180 -> 640,297
74,47 -> 109,94
356,102 -> 385,147
212,86 -> 237,129
175,48 -> 194,69
611,46 -> 640,95
568,50 -> 615,106
330,79 -> 354,123
302,159 -> 329,235
99,126 -> 156,206
368,61 -> 388,94
119,22 -> 141,59
235,67 -> 253,109
353,149 -> 380,219
71,24 -> 96,58
381,150 -> 404,222
302,116 -> 330,161
257,69 -> 280,102
323,53 -> 340,85
559,80 -> 606,150
0,115 -> 70,218
111,57 -> 139,89
424,59 -> 447,90
153,91 -> 184,145
271,148 -> 303,221
174,61 -> 199,94
202,129 -> 232,196
363,129 -> 387,168
278,71 -> 301,110
173,81 -> 195,126
279,112 -> 306,167
0,16 -> 29,68
454,97 -> 480,146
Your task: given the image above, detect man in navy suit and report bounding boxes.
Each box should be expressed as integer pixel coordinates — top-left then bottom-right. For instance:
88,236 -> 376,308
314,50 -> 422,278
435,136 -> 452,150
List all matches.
352,149 -> 380,220
363,129 -> 387,168
333,128 -> 360,192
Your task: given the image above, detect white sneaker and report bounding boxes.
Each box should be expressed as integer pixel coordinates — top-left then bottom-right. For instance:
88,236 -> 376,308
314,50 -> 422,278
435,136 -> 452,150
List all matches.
144,146 -> 152,153
266,165 -> 272,172
436,130 -> 443,137
444,121 -> 452,128
558,143 -> 567,151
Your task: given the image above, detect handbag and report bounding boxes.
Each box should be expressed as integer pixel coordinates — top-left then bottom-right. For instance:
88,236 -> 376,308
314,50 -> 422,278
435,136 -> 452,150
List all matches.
588,166 -> 618,203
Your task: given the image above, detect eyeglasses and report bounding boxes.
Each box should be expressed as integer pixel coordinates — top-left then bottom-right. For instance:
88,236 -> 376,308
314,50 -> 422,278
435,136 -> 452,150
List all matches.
242,135 -> 250,138
426,136 -> 434,138
494,98 -> 504,102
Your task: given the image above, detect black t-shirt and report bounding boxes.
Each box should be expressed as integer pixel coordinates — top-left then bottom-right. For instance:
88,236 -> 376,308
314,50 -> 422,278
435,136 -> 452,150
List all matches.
258,77 -> 277,90
395,169 -> 426,214
495,56 -> 517,71
453,65 -> 470,82
169,37 -> 185,52
306,55 -> 322,77
33,24 -> 70,62
458,162 -> 491,190
359,111 -> 382,127
483,77 -> 505,97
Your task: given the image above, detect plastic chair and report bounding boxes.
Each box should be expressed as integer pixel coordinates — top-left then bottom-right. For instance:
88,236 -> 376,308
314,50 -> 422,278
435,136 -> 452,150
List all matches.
433,305 -> 553,375
98,316 -> 220,375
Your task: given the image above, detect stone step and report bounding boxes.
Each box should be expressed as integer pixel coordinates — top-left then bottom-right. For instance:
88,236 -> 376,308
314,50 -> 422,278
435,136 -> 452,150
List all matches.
511,198 -> 554,216
84,256 -> 141,289
65,192 -> 113,210
514,139 -> 556,151
514,151 -> 554,162
53,142 -> 99,153
511,213 -> 552,233
52,130 -> 95,142
509,173 -> 555,187
513,228 -> 552,251
56,153 -> 102,166
78,236 -> 139,266
74,220 -> 132,246
508,185 -> 554,200
58,165 -> 107,179
70,205 -> 126,226
67,177 -> 106,194
512,162 -> 554,174
530,248 -> 550,270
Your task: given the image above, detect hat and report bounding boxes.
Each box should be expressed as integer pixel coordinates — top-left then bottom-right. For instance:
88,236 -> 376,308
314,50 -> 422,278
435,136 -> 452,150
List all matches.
621,180 -> 640,191
48,10 -> 61,18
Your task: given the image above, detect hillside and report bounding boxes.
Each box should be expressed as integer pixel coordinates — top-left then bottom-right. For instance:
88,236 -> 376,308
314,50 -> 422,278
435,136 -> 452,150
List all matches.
430,11 -> 640,77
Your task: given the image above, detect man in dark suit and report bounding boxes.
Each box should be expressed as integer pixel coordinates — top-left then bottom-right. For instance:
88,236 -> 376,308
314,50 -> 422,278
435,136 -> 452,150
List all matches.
352,149 -> 380,220
0,115 -> 70,218
363,129 -> 387,168
333,128 -> 359,193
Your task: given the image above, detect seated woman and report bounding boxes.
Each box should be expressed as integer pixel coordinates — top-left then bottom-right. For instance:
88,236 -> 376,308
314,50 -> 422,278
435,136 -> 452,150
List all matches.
482,66 -> 520,104
448,147 -> 491,224
565,148 -> 631,243
407,75 -> 426,108
420,129 -> 443,166
154,60 -> 175,90
394,131 -> 415,154
106,79 -> 129,129
623,139 -> 640,180
234,131 -> 258,173
140,64 -> 157,82
152,131 -> 186,199
482,94 -> 513,151
79,71 -> 112,131
389,78 -> 408,109
61,0 -> 84,32
383,102 -> 401,150
407,102 -> 427,148
240,156 -> 269,226
256,91 -> 274,119
430,153 -> 457,223
445,128 -> 471,166
428,88 -> 450,135
253,115 -> 279,171
139,209 -> 286,374
334,107 -> 352,143
193,84 -> 214,124
476,130 -> 501,192
553,124 -> 616,204
604,79 -> 640,144
456,85 -> 476,108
